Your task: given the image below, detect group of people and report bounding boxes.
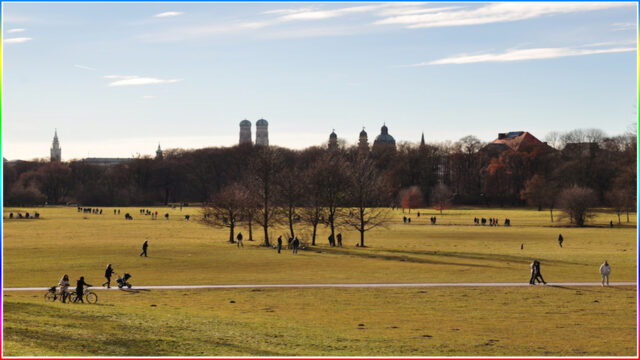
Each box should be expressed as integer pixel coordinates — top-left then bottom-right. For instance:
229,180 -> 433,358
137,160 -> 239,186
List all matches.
273,235 -> 300,254
328,233 -> 343,247
473,217 -> 510,226
529,259 -> 612,286
78,207 -> 103,214
57,274 -> 92,303
8,212 -> 39,219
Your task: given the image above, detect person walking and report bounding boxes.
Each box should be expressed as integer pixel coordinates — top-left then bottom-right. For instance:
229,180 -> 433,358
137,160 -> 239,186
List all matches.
337,233 -> 342,247
59,274 -> 70,303
140,239 -> 148,257
236,232 -> 244,248
558,234 -> 564,248
534,260 -> 547,285
600,260 -> 611,286
102,264 -> 114,288
74,276 -> 92,303
292,236 -> 300,254
277,236 -> 282,254
529,260 -> 537,284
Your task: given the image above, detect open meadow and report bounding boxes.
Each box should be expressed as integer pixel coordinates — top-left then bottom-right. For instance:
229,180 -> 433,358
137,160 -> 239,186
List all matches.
2,206 -> 637,356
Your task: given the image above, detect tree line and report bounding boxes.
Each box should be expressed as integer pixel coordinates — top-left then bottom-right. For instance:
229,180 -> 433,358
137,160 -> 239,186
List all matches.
4,128 -> 636,231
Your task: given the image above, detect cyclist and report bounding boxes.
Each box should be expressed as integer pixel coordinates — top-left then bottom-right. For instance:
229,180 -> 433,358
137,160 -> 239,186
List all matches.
58,274 -> 70,303
74,276 -> 92,303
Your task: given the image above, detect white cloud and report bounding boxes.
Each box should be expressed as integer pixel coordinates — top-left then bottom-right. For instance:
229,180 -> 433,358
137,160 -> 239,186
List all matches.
7,28 -> 25,33
154,11 -> 183,18
612,22 -> 636,31
3,37 -> 32,44
414,46 -> 636,66
105,75 -> 182,87
74,64 -> 96,71
375,2 -> 634,28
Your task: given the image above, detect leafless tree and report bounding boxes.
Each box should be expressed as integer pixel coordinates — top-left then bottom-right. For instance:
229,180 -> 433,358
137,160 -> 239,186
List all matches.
248,147 -> 284,247
276,167 -> 304,239
558,186 -> 597,227
299,166 -> 327,246
202,184 -> 249,243
345,158 -> 392,247
316,152 -> 350,244
430,183 -> 453,215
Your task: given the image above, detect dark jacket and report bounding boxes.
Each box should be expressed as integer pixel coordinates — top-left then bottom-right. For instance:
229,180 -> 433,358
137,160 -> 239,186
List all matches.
105,266 -> 113,278
76,279 -> 92,292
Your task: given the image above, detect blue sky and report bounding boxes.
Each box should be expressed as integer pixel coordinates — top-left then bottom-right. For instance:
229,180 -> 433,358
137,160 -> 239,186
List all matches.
2,2 -> 637,160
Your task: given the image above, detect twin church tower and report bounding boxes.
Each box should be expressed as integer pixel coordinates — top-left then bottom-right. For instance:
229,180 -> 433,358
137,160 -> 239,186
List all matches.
239,119 -> 269,146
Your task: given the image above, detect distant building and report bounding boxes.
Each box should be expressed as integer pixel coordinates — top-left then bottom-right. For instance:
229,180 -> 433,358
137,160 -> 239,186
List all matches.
358,128 -> 369,154
328,130 -> 338,150
239,119 -> 252,145
255,118 -> 269,146
50,130 -> 61,162
482,131 -> 553,155
156,144 -> 163,160
373,124 -> 396,150
420,132 -> 426,149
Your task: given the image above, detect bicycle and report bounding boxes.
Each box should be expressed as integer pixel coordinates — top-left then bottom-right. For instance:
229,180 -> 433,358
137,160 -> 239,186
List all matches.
44,286 -> 70,303
69,286 -> 98,304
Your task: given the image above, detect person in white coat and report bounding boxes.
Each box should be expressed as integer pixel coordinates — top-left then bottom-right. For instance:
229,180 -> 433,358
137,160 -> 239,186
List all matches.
58,274 -> 70,303
600,260 -> 611,286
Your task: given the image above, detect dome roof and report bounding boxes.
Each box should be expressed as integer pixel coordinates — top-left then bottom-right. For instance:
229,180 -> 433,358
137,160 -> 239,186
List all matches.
360,129 -> 367,137
329,131 -> 337,139
256,118 -> 268,126
374,124 -> 395,145
240,119 -> 251,126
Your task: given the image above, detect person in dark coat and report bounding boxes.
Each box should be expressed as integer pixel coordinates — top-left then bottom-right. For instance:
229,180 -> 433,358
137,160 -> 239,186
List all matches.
75,276 -> 92,303
102,264 -> 114,288
529,260 -> 546,285
277,236 -> 282,254
558,234 -> 563,248
140,240 -> 148,257
337,233 -> 342,247
534,260 -> 546,284
236,232 -> 244,248
292,237 -> 300,254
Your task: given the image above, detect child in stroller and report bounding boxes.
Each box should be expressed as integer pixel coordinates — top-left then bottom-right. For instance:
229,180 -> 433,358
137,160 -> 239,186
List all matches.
115,272 -> 132,289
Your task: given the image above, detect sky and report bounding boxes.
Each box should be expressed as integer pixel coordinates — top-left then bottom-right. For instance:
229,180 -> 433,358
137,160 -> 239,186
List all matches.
2,2 -> 637,161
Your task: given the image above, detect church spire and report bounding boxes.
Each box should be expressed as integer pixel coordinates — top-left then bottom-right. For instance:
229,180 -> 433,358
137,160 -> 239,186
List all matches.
50,129 -> 61,162
420,132 -> 426,148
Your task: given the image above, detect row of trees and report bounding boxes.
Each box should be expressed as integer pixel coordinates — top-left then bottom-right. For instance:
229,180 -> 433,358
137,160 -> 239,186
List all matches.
5,128 -> 636,225
202,150 -> 392,247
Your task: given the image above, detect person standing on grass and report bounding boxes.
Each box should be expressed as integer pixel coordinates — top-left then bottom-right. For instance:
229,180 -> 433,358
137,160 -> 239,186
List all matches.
292,236 -> 300,254
277,236 -> 282,254
600,260 -> 611,286
140,239 -> 148,257
337,233 -> 343,247
237,232 -> 244,248
102,264 -> 114,288
59,274 -> 70,303
558,234 -> 564,248
74,276 -> 92,303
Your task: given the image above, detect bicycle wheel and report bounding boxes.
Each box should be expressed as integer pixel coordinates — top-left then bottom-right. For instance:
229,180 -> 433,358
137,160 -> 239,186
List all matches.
85,292 -> 98,304
44,292 -> 56,302
69,291 -> 78,303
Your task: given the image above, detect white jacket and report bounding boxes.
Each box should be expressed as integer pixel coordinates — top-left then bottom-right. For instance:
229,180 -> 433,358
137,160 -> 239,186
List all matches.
600,263 -> 611,276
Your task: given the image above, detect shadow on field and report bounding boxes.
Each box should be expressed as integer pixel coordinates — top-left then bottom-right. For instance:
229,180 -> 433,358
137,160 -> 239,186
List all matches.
313,247 -> 499,268
119,288 -> 150,295
383,249 -> 585,266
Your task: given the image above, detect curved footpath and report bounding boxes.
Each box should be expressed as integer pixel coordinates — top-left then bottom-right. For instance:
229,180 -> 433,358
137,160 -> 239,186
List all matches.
3,281 -> 637,291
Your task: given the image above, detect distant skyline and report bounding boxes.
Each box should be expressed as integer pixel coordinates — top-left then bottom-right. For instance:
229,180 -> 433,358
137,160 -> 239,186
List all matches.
2,2 -> 637,160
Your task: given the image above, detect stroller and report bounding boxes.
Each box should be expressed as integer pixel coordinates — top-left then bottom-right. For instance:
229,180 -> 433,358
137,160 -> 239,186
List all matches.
116,272 -> 133,289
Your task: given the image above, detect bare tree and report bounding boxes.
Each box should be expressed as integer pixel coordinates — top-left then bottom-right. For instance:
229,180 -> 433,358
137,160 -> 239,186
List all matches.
606,189 -> 628,224
248,147 -> 284,247
558,186 -> 597,227
345,158 -> 392,247
276,167 -> 304,238
520,175 -> 559,221
457,135 -> 483,155
202,184 -> 248,243
316,152 -> 350,244
299,166 -> 327,246
398,186 -> 424,214
544,131 -> 562,150
430,183 -> 452,215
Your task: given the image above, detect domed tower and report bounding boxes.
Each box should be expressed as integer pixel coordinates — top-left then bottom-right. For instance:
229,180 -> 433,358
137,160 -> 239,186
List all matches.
50,129 -> 61,162
239,119 -> 252,145
373,123 -> 396,150
328,129 -> 338,150
255,118 -> 269,146
156,143 -> 163,160
358,127 -> 369,154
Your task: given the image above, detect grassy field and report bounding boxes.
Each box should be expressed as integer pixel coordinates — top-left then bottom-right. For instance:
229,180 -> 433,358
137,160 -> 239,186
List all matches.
2,206 -> 637,356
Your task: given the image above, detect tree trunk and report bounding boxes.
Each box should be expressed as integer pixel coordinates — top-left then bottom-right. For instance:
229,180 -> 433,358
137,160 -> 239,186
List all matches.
288,207 -> 295,238
627,210 -> 630,223
617,211 -> 621,224
360,230 -> 365,247
248,219 -> 253,241
550,208 -> 554,222
311,222 -> 317,246
229,223 -> 235,243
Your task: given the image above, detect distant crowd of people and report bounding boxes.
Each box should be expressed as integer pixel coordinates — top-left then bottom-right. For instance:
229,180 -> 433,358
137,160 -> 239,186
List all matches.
8,212 -> 39,219
474,217 -> 510,226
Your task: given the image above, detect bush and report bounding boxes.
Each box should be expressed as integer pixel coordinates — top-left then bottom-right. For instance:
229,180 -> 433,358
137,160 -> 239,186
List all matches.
558,186 -> 597,227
